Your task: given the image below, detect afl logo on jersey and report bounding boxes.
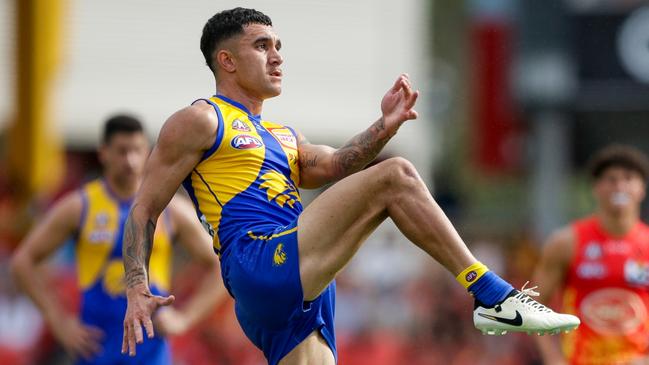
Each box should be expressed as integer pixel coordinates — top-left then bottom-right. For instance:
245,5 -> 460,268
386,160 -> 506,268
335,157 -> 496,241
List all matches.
231,119 -> 251,132
231,135 -> 263,149
465,270 -> 478,283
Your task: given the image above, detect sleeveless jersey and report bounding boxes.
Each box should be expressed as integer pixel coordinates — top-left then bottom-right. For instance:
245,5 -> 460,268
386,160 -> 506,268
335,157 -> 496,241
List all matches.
562,216 -> 649,364
76,179 -> 173,326
182,95 -> 302,253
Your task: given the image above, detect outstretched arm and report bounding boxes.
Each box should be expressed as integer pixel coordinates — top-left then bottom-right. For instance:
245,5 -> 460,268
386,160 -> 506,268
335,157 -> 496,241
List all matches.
11,192 -> 104,360
297,74 -> 419,189
153,195 -> 226,336
533,227 -> 575,365
122,102 -> 217,356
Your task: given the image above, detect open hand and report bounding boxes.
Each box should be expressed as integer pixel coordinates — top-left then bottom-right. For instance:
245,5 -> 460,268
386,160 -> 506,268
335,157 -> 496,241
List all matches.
51,315 -> 103,360
380,74 -> 419,134
122,283 -> 174,356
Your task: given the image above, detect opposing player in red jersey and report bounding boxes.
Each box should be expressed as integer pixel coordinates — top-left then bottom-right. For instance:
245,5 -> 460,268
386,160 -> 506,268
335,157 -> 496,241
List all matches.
534,144 -> 649,365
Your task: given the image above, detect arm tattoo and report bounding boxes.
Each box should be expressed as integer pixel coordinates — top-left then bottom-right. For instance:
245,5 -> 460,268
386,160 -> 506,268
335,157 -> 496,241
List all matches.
332,117 -> 391,178
123,206 -> 156,289
299,152 -> 319,169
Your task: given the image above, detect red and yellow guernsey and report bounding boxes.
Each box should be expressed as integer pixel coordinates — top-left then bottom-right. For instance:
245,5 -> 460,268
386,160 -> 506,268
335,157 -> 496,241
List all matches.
563,216 -> 649,364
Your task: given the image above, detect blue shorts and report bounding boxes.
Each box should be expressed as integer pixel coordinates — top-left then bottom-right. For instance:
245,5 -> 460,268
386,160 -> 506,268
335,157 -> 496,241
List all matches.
220,219 -> 337,365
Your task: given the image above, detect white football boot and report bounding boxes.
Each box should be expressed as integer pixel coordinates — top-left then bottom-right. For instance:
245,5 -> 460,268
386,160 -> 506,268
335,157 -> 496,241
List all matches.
474,282 -> 580,336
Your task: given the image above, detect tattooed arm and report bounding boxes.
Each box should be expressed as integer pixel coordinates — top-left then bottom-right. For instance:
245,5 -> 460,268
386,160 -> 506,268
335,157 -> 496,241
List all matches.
122,101 -> 217,356
123,214 -> 156,290
296,119 -> 390,189
297,74 -> 419,189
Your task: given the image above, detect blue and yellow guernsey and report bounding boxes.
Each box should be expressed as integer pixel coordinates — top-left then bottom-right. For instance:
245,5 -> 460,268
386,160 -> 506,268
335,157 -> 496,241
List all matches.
183,95 -> 303,254
185,95 -> 338,365
76,179 -> 173,329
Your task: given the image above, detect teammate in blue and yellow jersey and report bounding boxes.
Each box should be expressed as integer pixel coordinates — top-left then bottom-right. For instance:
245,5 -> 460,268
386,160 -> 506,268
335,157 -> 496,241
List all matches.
122,8 -> 579,365
11,115 -> 225,365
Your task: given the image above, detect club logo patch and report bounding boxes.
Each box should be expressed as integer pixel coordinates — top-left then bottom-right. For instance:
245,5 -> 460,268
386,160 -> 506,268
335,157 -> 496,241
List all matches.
259,170 -> 301,209
273,243 -> 287,266
231,119 -> 251,132
231,135 -> 263,149
580,288 -> 646,335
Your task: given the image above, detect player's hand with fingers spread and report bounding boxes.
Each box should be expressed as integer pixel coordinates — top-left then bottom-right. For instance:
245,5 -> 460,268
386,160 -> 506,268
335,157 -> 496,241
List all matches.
122,282 -> 175,356
380,73 -> 420,135
50,314 -> 104,360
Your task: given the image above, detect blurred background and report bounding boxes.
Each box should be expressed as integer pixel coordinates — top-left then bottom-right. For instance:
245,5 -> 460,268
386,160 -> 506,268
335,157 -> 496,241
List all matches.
2,0 -> 649,364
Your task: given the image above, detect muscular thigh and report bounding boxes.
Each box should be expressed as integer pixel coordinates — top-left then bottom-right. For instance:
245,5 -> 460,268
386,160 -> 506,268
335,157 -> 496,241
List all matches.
298,161 -> 393,300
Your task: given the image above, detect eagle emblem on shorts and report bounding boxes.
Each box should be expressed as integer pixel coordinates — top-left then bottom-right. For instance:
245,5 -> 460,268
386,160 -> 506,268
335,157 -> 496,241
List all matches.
273,243 -> 287,266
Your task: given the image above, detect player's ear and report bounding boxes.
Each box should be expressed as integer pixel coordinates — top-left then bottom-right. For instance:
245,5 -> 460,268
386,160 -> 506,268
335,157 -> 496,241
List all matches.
216,49 -> 236,73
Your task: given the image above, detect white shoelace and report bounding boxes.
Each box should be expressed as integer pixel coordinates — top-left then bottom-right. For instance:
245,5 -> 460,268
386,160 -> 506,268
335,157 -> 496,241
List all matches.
513,281 -> 552,313
520,281 -> 540,296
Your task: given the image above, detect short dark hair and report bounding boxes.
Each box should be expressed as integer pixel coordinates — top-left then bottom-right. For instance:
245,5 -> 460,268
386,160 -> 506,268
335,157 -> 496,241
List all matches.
102,114 -> 144,144
588,144 -> 649,182
200,7 -> 272,73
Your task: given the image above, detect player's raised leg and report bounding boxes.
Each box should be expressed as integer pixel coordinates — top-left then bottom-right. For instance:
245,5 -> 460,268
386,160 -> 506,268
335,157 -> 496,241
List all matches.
298,157 -> 475,299
297,156 -> 580,335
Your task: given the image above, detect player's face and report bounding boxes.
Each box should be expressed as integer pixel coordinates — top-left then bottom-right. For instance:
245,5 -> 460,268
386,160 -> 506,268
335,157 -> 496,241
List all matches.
99,132 -> 150,183
593,166 -> 646,214
231,23 -> 283,100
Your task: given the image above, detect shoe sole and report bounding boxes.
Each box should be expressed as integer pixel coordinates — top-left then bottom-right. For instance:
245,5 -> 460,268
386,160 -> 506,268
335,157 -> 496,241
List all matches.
477,324 -> 579,336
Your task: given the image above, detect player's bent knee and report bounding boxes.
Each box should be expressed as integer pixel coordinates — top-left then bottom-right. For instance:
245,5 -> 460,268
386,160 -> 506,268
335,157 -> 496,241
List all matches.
381,157 -> 420,189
